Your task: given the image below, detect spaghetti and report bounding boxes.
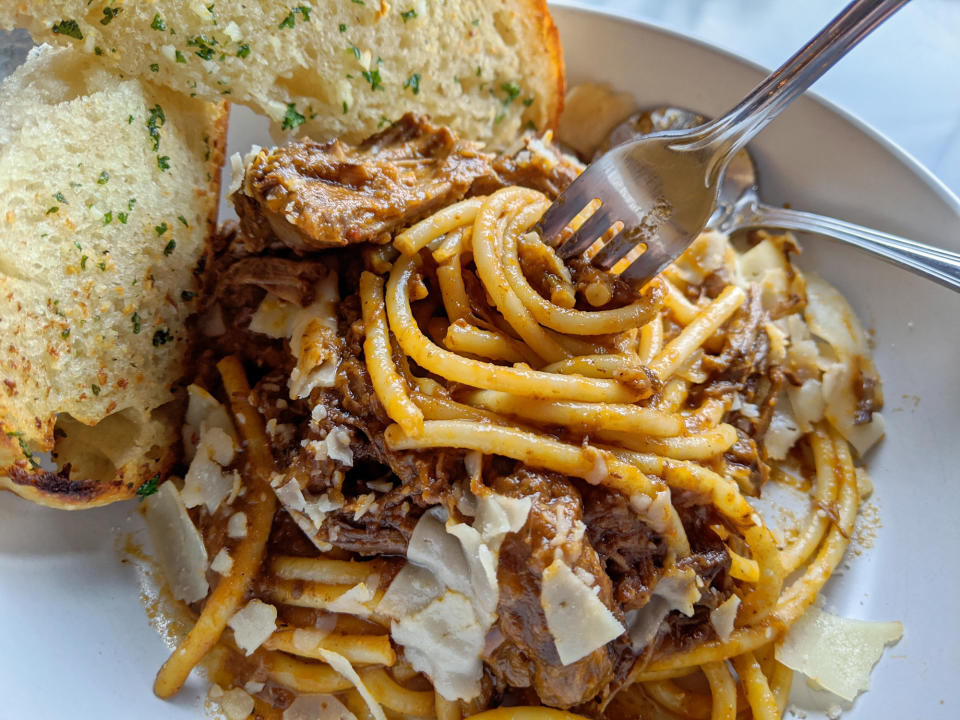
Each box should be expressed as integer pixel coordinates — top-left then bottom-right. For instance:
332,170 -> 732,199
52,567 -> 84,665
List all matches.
148,165 -> 884,720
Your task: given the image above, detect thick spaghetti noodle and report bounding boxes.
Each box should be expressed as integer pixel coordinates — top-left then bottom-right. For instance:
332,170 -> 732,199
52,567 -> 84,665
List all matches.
145,126 -> 886,720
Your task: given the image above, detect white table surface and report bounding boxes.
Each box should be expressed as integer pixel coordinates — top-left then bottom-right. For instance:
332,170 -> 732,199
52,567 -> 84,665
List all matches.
3,1 -> 958,200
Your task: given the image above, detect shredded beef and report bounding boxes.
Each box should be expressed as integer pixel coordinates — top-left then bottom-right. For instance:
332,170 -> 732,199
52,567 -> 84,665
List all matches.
581,485 -> 666,612
488,469 -> 615,709
236,114 -> 495,253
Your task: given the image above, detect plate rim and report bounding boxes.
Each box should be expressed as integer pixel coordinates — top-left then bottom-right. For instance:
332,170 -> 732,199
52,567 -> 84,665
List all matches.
550,0 -> 960,220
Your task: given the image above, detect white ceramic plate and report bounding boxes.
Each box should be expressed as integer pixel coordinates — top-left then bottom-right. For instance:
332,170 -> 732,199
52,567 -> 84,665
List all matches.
2,5 -> 959,718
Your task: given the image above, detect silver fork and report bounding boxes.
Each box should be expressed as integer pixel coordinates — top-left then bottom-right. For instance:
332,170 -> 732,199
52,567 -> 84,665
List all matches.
537,0 -> 911,285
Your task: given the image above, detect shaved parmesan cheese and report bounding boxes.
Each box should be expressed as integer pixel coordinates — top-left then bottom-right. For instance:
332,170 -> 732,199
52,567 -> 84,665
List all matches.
776,606 -> 903,702
227,511 -> 248,539
283,694 -> 357,720
228,145 -> 261,199
804,273 -> 869,358
275,478 -> 309,512
541,559 -> 625,665
250,293 -> 297,338
289,274 -> 341,399
378,564 -> 445,620
821,361 -> 886,455
623,567 -> 702,651
324,426 -> 355,467
229,599 -> 277,655
183,384 -> 237,463
406,507 -> 473,597
326,582 -> 377,617
710,594 -> 741,641
244,681 -> 265,695
672,230 -> 734,285
766,400 -> 803,460
216,687 -> 254,720
181,440 -> 238,514
803,273 -> 885,455
142,481 -> 209,604
390,591 -> 487,701
317,649 -> 387,720
381,495 -> 531,700
787,379 -> 825,432
210,548 -> 234,576
631,490 -> 690,557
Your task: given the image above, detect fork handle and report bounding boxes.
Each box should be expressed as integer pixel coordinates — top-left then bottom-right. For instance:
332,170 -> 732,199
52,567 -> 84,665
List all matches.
728,201 -> 960,292
682,0 -> 911,181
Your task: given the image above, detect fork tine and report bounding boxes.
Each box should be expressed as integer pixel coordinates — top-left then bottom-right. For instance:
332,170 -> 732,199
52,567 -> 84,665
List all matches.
590,227 -> 641,270
555,207 -> 614,259
619,242 -> 677,286
534,184 -> 596,246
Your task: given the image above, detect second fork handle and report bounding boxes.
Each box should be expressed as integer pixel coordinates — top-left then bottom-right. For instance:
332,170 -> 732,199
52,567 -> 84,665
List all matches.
682,0 -> 910,182
733,203 -> 960,292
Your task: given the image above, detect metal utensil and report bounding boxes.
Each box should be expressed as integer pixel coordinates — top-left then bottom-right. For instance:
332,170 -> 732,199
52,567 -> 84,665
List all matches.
536,0 -> 910,285
604,107 -> 960,292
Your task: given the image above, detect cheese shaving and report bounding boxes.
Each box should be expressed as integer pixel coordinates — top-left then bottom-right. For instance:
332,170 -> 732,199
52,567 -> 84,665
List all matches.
776,605 -> 903,702
379,494 -> 531,700
540,559 -> 625,665
210,548 -> 234,576
326,582 -> 377,617
710,594 -> 741,642
282,694 -> 357,720
142,481 -> 209,604
316,649 -> 386,720
228,599 -> 278,655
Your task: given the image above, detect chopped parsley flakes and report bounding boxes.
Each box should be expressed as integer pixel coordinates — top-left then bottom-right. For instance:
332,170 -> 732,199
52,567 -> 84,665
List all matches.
151,14 -> 166,31
137,474 -> 160,499
403,73 -> 420,95
52,19 -> 83,40
146,104 -> 166,151
175,49 -> 186,63
501,81 -> 521,104
100,7 -> 121,26
237,42 -> 250,58
155,223 -> 168,236
362,68 -> 384,91
163,239 -> 177,256
187,34 -> 217,60
400,9 -> 417,21
131,313 -> 142,334
97,171 -> 110,185
279,6 -> 311,29
6,431 -> 40,469
281,103 -> 306,131
157,155 -> 171,171
91,384 -> 101,396
152,328 -> 173,346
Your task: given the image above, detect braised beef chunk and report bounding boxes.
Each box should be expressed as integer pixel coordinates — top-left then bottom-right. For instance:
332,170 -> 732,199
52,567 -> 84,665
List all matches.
468,134 -> 583,200
581,485 -> 666,612
693,287 -> 779,494
489,470 -> 615,709
236,114 -> 494,253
